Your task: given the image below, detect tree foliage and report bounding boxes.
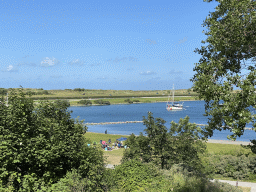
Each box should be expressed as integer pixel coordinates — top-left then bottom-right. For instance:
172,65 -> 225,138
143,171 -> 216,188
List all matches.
191,0 -> 256,141
122,112 -> 208,173
0,88 -> 105,191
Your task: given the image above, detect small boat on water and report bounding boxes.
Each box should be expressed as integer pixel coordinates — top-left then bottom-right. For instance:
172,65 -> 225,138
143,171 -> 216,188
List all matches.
166,84 -> 184,111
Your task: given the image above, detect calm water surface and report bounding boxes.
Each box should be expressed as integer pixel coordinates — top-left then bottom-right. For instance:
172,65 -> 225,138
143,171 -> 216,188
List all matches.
69,101 -> 256,142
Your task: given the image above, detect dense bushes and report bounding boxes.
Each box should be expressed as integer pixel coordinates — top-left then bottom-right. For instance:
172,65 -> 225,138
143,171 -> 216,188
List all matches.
94,100 -> 110,105
78,99 -> 92,105
202,153 -> 256,180
103,160 -> 242,192
53,99 -> 70,108
124,99 -> 140,104
25,90 -> 50,95
0,88 -> 8,95
0,88 -> 105,191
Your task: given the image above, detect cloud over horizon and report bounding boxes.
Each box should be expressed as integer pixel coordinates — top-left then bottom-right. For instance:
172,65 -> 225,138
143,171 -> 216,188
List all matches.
40,57 -> 60,67
139,71 -> 157,75
107,56 -> 138,63
1,65 -> 18,72
68,59 -> 85,66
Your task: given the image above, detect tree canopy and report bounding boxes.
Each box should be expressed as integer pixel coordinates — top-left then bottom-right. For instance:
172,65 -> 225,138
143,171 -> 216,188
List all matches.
0,88 -> 105,191
122,112 -> 208,173
191,0 -> 256,141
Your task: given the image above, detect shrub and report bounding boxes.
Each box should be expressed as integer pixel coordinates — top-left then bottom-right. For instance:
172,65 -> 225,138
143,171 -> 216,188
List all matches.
53,99 -> 70,108
124,99 -> 133,104
78,99 -> 92,105
94,100 -> 110,105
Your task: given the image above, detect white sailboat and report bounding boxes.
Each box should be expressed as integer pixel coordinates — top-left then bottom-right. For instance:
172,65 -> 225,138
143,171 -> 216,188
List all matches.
166,84 -> 183,111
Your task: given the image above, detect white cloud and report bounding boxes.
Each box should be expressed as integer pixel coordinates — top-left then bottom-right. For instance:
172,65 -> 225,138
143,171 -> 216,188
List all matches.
40,57 -> 60,67
139,71 -> 157,75
145,39 -> 157,45
68,59 -> 85,65
18,62 -> 37,67
1,65 -> 18,72
107,56 -> 138,63
169,69 -> 183,74
178,36 -> 188,44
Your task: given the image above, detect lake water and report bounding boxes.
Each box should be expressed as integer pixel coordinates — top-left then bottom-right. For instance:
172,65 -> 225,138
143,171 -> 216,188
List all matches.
68,101 -> 256,142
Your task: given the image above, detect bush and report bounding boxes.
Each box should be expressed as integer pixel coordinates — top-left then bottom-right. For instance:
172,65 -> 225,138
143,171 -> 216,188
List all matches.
109,160 -> 162,191
124,99 -> 133,104
78,99 -> 92,105
73,88 -> 85,92
53,99 -> 70,108
204,153 -> 256,180
0,88 -> 8,95
94,100 -> 110,105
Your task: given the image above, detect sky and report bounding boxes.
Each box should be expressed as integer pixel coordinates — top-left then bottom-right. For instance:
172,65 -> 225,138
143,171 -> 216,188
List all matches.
0,0 -> 222,90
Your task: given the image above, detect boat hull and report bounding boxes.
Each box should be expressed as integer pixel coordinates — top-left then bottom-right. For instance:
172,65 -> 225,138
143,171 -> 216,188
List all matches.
166,106 -> 183,111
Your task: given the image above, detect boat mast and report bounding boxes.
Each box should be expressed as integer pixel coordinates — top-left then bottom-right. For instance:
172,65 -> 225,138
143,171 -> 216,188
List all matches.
172,84 -> 174,106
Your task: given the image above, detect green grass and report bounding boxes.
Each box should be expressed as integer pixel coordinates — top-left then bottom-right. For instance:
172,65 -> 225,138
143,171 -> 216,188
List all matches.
4,88 -> 199,99
205,143 -> 255,157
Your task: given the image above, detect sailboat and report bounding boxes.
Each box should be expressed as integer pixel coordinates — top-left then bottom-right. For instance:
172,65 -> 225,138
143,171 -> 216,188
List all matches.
166,84 -> 183,111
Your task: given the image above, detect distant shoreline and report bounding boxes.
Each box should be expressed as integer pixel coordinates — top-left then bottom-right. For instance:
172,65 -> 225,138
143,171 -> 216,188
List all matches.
69,99 -> 202,107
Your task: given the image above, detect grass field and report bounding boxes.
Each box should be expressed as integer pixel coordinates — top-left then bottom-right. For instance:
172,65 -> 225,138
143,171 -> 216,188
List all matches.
2,88 -> 199,100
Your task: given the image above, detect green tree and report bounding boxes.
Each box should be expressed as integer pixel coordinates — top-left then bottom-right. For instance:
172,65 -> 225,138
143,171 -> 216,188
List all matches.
0,88 -> 105,191
122,112 -> 208,173
143,112 -> 169,169
191,0 -> 256,141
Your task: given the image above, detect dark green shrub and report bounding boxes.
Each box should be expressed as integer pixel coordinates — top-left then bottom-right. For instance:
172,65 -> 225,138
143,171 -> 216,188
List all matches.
78,99 -> 92,105
0,88 -> 8,95
124,99 -> 133,104
53,99 -> 70,108
111,160 -> 162,191
94,100 -> 110,105
133,99 -> 140,103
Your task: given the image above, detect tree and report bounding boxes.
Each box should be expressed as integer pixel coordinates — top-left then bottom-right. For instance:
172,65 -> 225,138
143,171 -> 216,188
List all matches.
0,88 -> 105,191
122,112 -> 208,173
191,0 -> 256,141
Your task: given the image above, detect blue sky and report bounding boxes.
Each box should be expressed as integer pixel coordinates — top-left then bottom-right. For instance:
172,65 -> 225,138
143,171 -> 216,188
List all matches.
0,0 -> 221,90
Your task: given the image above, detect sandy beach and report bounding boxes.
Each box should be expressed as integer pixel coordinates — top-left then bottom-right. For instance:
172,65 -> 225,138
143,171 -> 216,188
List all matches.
205,139 -> 252,145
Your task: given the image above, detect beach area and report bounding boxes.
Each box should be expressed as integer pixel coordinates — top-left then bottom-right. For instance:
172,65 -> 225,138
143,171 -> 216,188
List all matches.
206,139 -> 253,145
